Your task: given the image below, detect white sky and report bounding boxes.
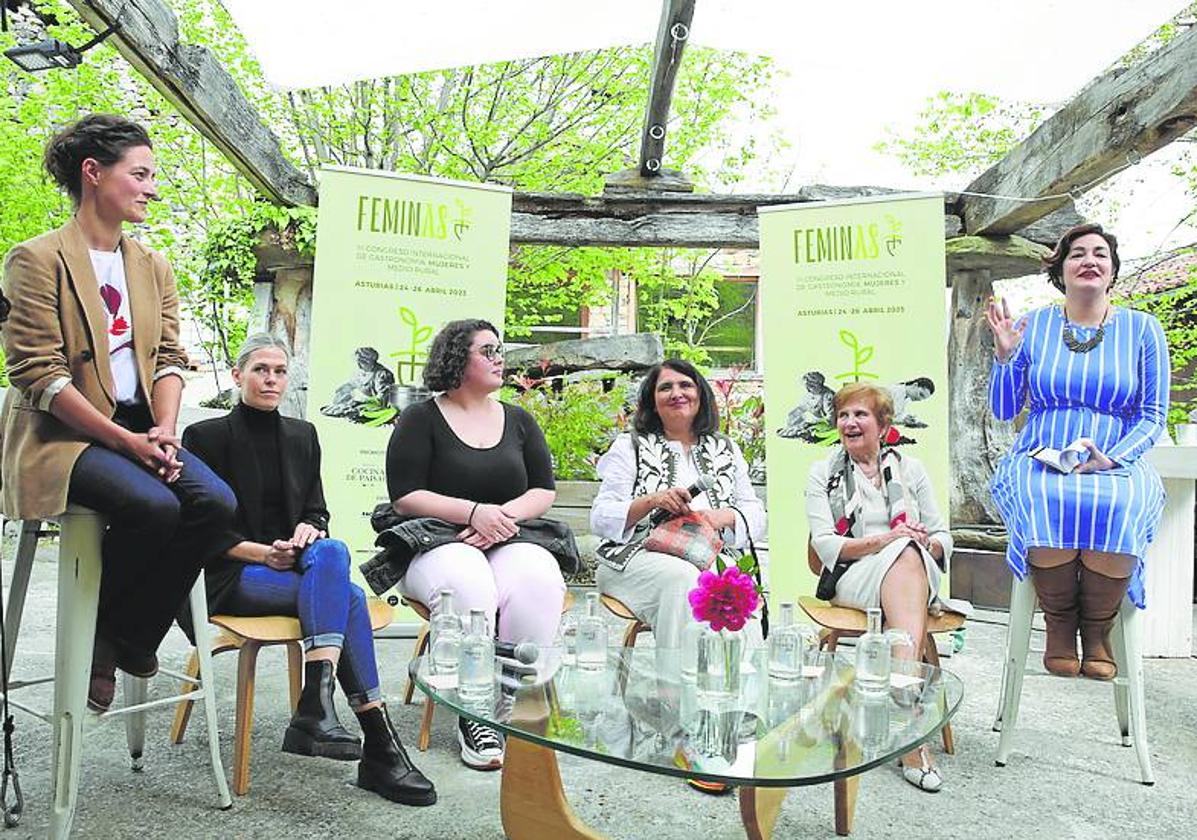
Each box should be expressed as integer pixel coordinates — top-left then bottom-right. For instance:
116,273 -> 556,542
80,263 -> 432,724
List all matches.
223,1 -> 1196,258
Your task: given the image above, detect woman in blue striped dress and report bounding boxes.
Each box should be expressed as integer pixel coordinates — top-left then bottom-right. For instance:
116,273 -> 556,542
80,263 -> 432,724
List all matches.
986,223 -> 1169,681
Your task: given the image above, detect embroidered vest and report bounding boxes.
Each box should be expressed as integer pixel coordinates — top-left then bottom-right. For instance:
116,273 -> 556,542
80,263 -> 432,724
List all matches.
596,432 -> 738,572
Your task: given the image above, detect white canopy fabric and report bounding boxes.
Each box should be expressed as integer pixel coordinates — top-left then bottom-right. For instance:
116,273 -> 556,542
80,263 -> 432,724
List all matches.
224,0 -> 1188,103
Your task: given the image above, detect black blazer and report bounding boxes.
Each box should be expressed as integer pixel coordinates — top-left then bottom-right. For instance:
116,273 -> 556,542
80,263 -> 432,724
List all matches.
182,403 -> 330,614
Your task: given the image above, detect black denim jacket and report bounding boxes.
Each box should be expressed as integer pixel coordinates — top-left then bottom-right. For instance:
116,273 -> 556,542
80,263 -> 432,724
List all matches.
359,503 -> 581,596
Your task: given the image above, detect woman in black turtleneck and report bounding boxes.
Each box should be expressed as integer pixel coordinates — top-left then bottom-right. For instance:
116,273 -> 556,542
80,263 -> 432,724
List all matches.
182,334 -> 435,807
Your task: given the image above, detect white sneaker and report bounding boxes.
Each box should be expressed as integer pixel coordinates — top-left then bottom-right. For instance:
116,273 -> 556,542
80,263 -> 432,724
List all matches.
457,717 -> 504,770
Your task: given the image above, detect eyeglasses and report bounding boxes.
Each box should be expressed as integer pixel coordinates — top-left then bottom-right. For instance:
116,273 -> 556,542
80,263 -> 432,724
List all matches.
475,344 -> 504,361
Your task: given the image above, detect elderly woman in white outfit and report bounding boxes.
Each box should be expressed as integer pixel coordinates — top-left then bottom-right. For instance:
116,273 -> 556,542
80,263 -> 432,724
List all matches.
805,382 -> 952,793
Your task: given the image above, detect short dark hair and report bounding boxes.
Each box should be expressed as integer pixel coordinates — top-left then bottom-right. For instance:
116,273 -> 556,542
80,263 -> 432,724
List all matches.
422,318 -> 499,392
633,359 -> 720,437
43,114 -> 153,206
1043,223 -> 1120,293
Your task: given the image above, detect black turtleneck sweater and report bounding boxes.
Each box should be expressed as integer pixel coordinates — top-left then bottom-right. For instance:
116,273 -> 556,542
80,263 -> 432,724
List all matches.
237,402 -> 288,541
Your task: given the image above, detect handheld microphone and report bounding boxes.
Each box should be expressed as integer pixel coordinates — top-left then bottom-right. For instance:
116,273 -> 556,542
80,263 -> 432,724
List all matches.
494,640 -> 539,664
648,473 -> 717,525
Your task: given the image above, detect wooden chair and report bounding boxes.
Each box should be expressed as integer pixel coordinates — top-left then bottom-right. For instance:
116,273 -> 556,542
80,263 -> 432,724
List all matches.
801,542 -> 963,754
600,593 -> 651,651
171,599 -> 394,795
402,591 -> 575,751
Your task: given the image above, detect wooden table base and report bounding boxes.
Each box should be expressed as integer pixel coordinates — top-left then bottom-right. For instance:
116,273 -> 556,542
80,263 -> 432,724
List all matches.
500,737 -> 609,840
500,736 -> 863,839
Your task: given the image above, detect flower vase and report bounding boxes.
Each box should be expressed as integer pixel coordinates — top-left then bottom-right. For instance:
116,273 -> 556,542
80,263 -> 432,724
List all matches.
695,627 -> 744,762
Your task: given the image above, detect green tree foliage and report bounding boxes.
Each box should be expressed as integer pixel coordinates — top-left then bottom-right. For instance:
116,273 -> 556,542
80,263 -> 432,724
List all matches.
874,91 -> 1044,179
3,1 -> 784,366
1,1 -> 264,377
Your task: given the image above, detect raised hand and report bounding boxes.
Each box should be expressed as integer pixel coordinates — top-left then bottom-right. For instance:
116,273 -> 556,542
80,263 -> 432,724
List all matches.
985,297 -> 1026,364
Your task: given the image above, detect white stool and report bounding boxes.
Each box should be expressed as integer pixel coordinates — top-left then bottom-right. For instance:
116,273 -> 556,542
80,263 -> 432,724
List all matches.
1,507 -> 232,838
993,575 -> 1153,785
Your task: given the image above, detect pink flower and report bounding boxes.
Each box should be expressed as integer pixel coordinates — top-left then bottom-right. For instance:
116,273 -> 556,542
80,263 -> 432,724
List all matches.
688,566 -> 760,632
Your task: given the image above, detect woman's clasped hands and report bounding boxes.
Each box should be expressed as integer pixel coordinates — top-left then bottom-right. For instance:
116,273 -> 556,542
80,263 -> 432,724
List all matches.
459,503 -> 519,549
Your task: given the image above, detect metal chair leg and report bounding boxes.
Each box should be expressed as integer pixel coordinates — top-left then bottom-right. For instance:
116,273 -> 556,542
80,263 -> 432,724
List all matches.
191,575 -> 233,808
995,577 -> 1035,767
123,674 -> 149,772
48,510 -> 104,840
1111,600 -> 1154,785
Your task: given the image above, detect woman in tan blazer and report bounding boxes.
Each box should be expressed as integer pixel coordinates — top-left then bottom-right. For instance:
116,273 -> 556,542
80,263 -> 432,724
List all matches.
0,115 -> 236,712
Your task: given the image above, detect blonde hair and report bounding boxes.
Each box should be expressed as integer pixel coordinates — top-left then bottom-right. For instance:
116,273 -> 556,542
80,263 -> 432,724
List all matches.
832,383 -> 893,427
235,333 -> 291,370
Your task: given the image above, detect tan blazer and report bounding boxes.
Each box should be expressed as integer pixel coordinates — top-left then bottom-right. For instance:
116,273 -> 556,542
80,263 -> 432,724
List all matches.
0,217 -> 188,519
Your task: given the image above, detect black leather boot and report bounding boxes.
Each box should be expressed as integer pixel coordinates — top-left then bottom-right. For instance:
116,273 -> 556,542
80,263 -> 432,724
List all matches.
356,703 -> 437,806
282,659 -> 362,760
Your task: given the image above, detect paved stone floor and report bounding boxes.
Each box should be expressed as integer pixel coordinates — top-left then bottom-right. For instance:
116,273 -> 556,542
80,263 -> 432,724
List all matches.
2,538 -> 1196,839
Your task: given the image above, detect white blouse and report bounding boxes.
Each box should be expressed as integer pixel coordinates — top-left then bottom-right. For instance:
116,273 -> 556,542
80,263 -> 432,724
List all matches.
590,434 -> 767,549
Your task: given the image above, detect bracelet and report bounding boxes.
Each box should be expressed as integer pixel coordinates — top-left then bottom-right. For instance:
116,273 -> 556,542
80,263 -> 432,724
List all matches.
467,501 -> 481,526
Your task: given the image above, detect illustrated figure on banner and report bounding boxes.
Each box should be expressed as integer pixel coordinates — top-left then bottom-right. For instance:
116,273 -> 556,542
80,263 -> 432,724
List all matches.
778,370 -> 935,445
321,346 -> 403,423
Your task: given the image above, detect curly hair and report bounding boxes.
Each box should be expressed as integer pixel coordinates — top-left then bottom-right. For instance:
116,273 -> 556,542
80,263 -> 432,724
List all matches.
1043,223 -> 1120,293
422,318 -> 499,392
633,359 -> 720,437
43,114 -> 153,206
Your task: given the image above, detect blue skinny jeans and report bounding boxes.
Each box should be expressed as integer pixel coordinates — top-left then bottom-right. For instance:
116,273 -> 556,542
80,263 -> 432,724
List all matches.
222,538 -> 381,706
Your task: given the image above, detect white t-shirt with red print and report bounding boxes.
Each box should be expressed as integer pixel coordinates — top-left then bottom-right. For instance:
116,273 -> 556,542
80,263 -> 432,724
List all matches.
88,247 -> 140,404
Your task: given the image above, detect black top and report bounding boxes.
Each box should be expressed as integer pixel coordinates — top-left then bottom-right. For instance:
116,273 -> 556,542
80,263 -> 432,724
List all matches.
386,399 -> 554,505
181,403 -> 331,616
239,403 -> 289,541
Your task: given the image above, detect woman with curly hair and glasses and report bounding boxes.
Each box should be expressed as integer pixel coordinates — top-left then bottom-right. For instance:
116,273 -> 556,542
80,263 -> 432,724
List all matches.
385,318 -> 565,770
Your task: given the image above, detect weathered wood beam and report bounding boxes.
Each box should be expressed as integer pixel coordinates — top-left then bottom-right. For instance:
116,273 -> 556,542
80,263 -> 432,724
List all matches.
960,22 -> 1197,235
510,187 -> 1075,248
66,0 -> 316,206
638,0 -> 696,179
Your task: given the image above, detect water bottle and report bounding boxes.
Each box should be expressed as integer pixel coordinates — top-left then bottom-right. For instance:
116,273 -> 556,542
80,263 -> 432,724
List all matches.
679,618 -> 705,735
428,589 -> 463,676
457,608 -> 494,709
575,591 -> 608,672
768,602 -> 805,685
854,607 -> 913,698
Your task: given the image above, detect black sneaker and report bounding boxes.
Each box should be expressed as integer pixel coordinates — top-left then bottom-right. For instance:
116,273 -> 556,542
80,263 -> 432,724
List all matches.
457,717 -> 504,770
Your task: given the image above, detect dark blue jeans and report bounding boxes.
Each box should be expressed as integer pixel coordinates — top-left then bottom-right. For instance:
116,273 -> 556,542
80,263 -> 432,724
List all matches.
222,539 -> 381,707
68,443 -> 237,653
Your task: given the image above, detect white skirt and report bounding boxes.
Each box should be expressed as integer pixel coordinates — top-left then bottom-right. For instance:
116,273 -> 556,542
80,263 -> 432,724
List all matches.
830,538 -> 942,611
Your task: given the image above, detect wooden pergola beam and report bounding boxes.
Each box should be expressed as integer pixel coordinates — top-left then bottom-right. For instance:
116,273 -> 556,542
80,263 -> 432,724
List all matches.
637,0 -> 696,179
66,0 -> 317,206
509,188 -> 1081,248
960,22 -> 1197,236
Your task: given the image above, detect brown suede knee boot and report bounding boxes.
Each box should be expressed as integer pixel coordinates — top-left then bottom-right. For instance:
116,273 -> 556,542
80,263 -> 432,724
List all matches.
1078,567 -> 1131,681
1029,561 -> 1081,677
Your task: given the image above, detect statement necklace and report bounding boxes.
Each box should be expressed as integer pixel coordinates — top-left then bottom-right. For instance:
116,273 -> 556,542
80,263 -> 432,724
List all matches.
1062,305 -> 1109,354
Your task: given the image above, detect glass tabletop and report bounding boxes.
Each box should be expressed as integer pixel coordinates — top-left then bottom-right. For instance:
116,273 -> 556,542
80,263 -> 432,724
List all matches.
411,645 -> 963,787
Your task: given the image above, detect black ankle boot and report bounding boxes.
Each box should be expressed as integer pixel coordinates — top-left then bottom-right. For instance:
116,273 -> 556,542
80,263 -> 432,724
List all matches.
282,659 -> 362,761
356,703 -> 437,806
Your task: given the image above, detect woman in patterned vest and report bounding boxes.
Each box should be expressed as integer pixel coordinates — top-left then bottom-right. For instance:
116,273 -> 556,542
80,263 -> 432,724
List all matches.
591,359 -> 766,661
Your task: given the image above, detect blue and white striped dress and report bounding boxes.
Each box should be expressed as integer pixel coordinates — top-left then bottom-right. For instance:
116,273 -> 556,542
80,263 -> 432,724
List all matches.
989,305 -> 1170,608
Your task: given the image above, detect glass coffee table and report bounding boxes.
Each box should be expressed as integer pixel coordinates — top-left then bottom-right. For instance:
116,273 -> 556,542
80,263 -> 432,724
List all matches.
412,646 -> 962,839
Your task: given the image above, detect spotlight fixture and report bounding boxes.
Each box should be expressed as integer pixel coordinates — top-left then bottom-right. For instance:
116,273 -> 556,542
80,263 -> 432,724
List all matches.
4,9 -> 122,74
